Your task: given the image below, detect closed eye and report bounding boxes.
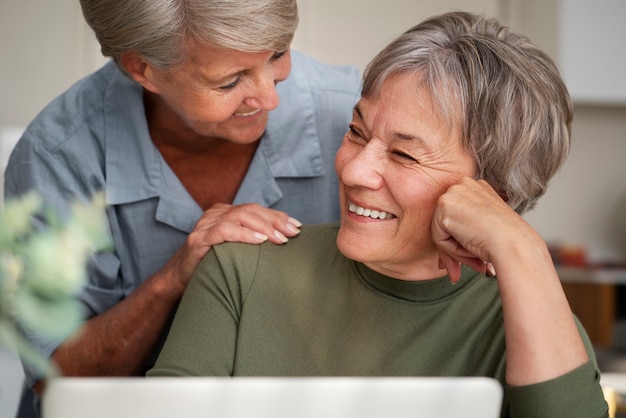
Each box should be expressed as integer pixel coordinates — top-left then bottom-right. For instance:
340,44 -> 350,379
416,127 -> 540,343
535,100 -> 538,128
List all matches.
347,124 -> 368,143
271,50 -> 288,60
392,150 -> 419,163
219,51 -> 286,91
219,75 -> 243,91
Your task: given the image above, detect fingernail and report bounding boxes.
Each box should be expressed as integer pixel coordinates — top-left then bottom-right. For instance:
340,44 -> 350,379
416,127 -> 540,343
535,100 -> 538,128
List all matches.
274,230 -> 288,243
288,217 -> 303,227
286,222 -> 301,234
487,263 -> 496,277
254,232 -> 268,243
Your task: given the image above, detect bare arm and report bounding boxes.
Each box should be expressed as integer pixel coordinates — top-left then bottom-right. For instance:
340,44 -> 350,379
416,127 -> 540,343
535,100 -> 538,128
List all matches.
431,178 -> 588,386
34,203 -> 301,393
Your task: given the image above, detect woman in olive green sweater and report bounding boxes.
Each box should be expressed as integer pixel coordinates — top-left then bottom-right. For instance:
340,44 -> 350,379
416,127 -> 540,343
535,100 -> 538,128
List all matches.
149,11 -> 609,418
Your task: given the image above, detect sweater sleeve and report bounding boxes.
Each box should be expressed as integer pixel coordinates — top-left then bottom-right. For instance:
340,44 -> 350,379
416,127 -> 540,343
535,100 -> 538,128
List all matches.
504,317 -> 608,418
505,362 -> 607,418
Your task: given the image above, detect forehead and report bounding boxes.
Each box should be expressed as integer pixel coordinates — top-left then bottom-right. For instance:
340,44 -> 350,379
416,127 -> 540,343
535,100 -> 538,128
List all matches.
357,73 -> 459,143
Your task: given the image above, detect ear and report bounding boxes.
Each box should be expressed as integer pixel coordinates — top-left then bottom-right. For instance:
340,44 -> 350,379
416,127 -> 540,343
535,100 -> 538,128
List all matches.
119,51 -> 161,94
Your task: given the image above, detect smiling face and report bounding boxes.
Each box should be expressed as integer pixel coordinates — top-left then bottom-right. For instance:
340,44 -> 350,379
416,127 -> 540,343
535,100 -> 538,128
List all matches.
138,42 -> 292,145
335,73 -> 477,280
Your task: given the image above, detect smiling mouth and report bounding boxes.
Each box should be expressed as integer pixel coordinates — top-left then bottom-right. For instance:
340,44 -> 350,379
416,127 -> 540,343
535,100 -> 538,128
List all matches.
348,202 -> 396,219
234,109 -> 261,117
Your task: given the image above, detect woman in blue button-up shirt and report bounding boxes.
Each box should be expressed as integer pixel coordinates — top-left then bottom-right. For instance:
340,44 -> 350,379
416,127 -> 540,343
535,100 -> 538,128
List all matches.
5,1 -> 360,417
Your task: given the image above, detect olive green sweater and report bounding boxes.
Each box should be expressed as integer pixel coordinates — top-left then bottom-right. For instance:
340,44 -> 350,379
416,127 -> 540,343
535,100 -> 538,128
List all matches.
149,224 -> 608,417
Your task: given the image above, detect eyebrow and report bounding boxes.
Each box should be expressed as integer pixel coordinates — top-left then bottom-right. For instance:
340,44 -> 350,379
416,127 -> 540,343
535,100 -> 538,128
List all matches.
354,104 -> 424,143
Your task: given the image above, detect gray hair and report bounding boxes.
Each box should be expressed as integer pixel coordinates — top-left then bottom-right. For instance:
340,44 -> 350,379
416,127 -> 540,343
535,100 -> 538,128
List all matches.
363,11 -> 572,214
80,0 -> 298,71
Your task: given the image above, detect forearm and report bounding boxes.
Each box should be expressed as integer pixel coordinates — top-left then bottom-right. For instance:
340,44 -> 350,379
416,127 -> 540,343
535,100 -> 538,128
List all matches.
495,237 -> 588,386
34,270 -> 184,392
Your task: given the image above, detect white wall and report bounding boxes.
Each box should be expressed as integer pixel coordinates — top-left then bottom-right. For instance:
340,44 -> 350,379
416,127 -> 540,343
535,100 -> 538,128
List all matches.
0,0 -> 107,127
293,0 -> 501,72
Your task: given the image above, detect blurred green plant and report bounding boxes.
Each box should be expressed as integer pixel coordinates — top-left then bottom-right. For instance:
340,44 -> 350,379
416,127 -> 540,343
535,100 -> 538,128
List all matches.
0,192 -> 112,377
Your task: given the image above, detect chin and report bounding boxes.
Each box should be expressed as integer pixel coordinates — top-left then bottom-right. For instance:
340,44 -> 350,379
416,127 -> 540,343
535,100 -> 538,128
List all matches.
336,228 -> 376,263
232,123 -> 269,144
210,127 -> 265,145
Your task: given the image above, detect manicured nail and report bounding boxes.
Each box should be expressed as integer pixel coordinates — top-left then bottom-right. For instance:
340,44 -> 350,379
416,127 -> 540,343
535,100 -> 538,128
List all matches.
286,222 -> 301,234
254,232 -> 269,243
288,217 -> 302,227
274,230 -> 288,243
487,263 -> 496,277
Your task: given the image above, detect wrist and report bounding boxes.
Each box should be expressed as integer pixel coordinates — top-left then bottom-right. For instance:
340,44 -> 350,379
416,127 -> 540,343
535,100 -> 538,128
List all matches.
146,269 -> 187,304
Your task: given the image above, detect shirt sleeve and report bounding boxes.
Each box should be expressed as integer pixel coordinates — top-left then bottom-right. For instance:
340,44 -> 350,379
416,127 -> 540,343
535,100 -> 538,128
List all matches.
5,128 -> 123,386
148,243 -> 259,377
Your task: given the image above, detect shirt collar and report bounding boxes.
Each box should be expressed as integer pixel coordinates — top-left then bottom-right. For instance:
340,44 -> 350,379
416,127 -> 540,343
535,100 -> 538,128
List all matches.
102,64 -> 201,232
103,64 -> 163,205
263,61 -> 325,178
235,60 -> 324,205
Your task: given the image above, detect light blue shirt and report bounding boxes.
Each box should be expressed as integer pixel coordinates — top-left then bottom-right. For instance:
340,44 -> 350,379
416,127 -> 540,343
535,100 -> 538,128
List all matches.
4,50 -> 360,412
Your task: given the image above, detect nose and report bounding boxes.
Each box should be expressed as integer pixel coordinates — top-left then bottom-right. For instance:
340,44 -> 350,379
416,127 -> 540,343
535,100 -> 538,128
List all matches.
243,75 -> 279,110
337,139 -> 386,190
243,55 -> 291,111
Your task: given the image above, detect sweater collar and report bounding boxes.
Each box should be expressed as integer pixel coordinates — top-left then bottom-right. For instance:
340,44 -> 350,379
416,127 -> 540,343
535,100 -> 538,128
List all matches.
354,262 -> 485,303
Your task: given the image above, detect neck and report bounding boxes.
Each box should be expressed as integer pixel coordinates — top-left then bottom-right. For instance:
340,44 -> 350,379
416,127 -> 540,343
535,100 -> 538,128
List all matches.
365,257 -> 448,282
144,90 -> 220,153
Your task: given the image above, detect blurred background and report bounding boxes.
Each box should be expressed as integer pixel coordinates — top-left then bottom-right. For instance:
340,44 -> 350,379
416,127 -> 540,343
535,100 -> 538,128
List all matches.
1,0 -> 625,417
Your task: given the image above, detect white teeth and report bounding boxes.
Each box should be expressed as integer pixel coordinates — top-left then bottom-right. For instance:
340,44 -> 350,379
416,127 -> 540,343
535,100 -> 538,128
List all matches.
348,202 -> 394,219
235,109 -> 261,117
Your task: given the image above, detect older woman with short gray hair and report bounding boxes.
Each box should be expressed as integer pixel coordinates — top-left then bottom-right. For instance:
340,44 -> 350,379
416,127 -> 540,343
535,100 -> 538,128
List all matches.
150,12 -> 607,417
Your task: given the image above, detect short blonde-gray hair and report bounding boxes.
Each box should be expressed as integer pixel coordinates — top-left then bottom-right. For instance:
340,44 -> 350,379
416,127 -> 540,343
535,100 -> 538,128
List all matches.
80,0 -> 298,70
363,11 -> 572,214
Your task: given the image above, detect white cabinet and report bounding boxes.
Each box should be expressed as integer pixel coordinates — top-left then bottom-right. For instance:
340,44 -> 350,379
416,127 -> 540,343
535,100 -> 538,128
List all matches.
511,0 -> 626,105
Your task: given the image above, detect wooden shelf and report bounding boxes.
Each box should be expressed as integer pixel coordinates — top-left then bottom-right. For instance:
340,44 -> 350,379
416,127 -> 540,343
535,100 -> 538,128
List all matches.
558,266 -> 626,347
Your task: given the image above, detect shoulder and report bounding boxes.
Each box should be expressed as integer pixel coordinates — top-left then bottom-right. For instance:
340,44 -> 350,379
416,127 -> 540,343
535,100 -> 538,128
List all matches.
17,62 -> 121,153
287,50 -> 361,95
4,62 -> 138,201
214,223 -> 340,263
284,222 -> 341,251
206,223 -> 343,295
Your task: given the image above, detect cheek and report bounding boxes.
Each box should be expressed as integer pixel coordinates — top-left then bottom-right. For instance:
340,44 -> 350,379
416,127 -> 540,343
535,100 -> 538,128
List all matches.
183,95 -> 243,123
393,174 -> 442,223
274,55 -> 292,82
165,80 -> 242,119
